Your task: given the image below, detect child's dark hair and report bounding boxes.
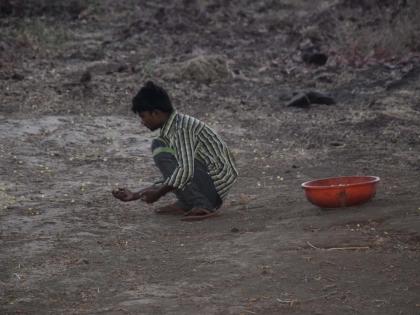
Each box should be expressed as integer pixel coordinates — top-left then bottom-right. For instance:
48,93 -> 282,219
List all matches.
131,81 -> 174,114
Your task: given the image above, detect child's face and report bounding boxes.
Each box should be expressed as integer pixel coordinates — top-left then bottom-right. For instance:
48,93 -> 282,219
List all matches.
139,111 -> 160,131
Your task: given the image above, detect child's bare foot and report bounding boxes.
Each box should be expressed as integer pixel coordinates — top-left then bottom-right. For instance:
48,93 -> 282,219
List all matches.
154,203 -> 187,215
181,208 -> 220,221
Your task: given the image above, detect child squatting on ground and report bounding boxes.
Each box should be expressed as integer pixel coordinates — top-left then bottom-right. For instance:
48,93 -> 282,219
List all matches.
112,81 -> 238,221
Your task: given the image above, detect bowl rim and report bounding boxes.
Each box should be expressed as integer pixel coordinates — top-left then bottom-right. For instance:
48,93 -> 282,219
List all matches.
301,176 -> 380,189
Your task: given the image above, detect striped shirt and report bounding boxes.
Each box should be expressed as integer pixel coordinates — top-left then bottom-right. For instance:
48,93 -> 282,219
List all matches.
159,111 -> 238,199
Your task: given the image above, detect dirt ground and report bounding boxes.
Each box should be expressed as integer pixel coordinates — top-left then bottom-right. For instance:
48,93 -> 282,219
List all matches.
1,0 -> 420,314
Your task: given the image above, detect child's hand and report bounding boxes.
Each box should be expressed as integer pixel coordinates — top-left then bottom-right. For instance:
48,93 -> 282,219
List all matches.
112,188 -> 135,202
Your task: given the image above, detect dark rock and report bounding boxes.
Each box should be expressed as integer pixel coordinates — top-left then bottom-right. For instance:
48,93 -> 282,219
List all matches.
154,7 -> 165,21
0,0 -> 12,17
231,227 -> 239,233
11,73 -> 24,81
117,64 -> 128,73
77,258 -> 89,264
80,71 -> 92,84
286,91 -> 335,108
306,91 -> 336,105
302,52 -> 328,66
286,93 -> 311,108
300,44 -> 328,66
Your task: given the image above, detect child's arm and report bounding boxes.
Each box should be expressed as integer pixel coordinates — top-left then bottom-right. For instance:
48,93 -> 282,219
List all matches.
139,185 -> 175,203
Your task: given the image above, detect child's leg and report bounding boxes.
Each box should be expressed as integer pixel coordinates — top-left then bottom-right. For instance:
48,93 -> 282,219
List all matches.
190,159 -> 222,210
152,138 -> 221,211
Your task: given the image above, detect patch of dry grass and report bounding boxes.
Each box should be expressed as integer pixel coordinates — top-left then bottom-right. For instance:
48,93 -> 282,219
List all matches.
307,0 -> 420,65
352,1 -> 420,58
0,0 -> 94,19
3,19 -> 73,53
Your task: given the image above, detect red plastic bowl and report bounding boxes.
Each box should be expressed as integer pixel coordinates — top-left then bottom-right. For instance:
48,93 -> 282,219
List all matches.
301,176 -> 380,208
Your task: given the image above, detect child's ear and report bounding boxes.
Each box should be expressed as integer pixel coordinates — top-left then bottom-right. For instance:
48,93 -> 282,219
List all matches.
152,110 -> 161,116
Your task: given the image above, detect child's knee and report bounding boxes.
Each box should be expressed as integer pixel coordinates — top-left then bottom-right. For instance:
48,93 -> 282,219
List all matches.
151,138 -> 167,152
152,139 -> 176,162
